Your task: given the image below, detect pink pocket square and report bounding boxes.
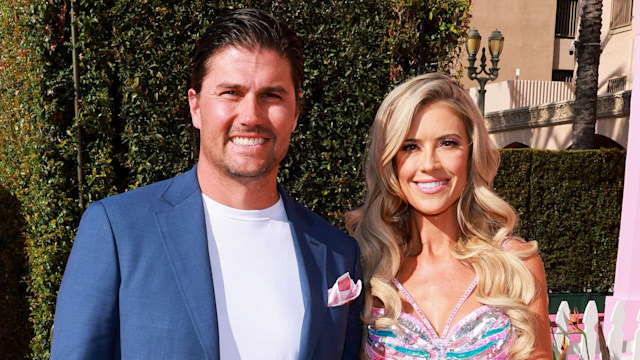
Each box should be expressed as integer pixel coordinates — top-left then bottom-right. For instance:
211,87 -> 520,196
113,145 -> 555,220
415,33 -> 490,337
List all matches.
327,272 -> 362,307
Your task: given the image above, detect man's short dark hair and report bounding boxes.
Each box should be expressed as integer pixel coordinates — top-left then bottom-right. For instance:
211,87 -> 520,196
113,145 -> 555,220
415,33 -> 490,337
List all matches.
190,8 -> 304,95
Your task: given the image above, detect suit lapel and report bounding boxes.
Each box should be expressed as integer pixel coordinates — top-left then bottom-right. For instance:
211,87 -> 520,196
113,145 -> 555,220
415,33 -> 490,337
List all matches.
155,167 -> 219,359
280,187 -> 327,359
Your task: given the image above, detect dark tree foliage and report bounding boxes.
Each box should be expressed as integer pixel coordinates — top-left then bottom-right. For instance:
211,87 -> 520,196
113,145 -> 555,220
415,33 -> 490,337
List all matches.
0,187 -> 32,360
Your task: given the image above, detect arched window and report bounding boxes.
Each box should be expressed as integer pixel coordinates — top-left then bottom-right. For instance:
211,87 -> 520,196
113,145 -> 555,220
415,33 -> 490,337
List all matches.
566,135 -> 624,149
503,142 -> 530,149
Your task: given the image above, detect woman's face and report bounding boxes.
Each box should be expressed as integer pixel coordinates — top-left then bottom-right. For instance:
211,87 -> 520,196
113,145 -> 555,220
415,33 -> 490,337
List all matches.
394,102 -> 470,218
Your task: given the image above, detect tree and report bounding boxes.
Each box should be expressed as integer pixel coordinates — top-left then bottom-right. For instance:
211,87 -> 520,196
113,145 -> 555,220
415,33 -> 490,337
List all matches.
572,0 -> 603,149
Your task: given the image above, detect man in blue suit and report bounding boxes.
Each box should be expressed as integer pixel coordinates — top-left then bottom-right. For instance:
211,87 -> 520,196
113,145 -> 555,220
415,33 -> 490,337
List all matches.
51,8 -> 363,359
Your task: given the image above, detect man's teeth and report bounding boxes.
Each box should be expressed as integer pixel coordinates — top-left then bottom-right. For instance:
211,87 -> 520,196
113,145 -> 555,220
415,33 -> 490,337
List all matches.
416,180 -> 448,189
231,137 -> 266,145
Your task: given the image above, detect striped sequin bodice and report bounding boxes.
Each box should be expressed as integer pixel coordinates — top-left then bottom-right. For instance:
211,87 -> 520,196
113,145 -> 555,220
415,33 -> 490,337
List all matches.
365,278 -> 515,359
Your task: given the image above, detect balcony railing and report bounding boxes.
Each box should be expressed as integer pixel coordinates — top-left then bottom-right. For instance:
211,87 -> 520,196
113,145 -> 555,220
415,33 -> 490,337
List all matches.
607,76 -> 628,93
468,80 -> 576,113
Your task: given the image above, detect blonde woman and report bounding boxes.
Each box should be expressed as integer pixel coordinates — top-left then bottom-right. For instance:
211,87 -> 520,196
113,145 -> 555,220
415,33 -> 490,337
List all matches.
347,73 -> 552,359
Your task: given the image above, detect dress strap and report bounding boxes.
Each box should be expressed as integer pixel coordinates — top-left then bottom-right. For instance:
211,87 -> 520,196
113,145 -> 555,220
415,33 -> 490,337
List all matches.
392,278 -> 439,339
392,276 -> 478,339
444,277 -> 478,337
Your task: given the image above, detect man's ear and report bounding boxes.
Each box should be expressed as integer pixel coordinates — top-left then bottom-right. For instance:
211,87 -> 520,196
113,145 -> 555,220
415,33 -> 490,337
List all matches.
292,110 -> 299,133
188,89 -> 201,129
292,92 -> 302,132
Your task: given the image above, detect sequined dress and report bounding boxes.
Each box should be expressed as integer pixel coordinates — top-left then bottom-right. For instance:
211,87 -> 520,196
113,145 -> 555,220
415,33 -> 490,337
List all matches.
365,277 -> 515,359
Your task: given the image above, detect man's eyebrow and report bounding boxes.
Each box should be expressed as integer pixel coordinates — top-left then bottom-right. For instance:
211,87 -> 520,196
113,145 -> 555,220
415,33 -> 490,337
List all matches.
213,83 -> 289,94
215,82 -> 243,90
261,85 -> 289,94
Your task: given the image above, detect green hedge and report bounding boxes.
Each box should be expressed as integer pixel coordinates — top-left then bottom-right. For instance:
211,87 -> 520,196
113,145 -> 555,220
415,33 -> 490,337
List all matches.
494,149 -> 625,293
1,0 -> 471,357
0,0 -> 41,357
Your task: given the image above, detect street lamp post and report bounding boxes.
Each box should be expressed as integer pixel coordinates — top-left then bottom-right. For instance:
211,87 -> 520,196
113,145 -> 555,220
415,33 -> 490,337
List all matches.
465,29 -> 504,115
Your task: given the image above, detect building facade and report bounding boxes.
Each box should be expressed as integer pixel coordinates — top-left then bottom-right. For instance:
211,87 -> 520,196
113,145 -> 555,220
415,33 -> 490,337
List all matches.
463,0 -> 634,149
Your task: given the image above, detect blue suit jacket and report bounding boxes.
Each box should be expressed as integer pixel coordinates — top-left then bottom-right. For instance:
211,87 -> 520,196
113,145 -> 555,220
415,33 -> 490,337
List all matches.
51,165 -> 363,359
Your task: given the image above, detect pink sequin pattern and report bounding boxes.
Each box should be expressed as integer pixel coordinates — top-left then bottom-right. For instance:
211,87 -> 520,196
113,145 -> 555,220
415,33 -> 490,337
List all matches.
365,278 -> 515,359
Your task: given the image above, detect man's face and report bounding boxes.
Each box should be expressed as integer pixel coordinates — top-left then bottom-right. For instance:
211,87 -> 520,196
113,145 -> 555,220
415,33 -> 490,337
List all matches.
188,46 -> 299,183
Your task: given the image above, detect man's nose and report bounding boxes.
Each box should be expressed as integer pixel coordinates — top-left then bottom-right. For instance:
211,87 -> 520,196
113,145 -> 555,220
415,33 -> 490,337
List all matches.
238,94 -> 265,126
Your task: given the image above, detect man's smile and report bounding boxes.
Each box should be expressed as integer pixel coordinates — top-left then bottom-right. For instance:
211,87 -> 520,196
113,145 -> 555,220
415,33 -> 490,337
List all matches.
230,137 -> 267,146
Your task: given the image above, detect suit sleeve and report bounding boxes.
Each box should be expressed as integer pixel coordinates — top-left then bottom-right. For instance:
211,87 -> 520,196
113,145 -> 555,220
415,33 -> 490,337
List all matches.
51,202 -> 121,360
342,241 -> 364,360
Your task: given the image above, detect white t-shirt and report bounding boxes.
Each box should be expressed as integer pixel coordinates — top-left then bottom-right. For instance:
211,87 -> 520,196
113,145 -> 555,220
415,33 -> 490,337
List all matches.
202,194 -> 305,360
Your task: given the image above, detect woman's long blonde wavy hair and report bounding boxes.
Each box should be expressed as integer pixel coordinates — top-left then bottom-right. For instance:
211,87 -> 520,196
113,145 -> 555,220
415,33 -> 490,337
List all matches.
346,73 -> 539,359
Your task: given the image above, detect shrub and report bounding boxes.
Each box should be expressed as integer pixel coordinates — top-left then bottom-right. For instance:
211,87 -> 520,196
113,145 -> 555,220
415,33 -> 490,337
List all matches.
494,149 -> 625,293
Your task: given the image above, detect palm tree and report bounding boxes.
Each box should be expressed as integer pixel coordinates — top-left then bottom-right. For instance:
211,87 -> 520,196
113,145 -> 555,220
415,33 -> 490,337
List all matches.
572,0 -> 603,149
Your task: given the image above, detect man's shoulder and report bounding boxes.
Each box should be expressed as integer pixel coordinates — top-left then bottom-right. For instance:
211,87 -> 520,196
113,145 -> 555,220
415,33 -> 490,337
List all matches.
280,189 -> 357,249
281,192 -> 339,231
96,166 -> 198,210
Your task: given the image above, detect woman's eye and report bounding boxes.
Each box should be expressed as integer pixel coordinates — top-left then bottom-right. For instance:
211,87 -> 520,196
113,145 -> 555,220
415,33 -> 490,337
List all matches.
441,139 -> 459,147
402,143 -> 419,151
